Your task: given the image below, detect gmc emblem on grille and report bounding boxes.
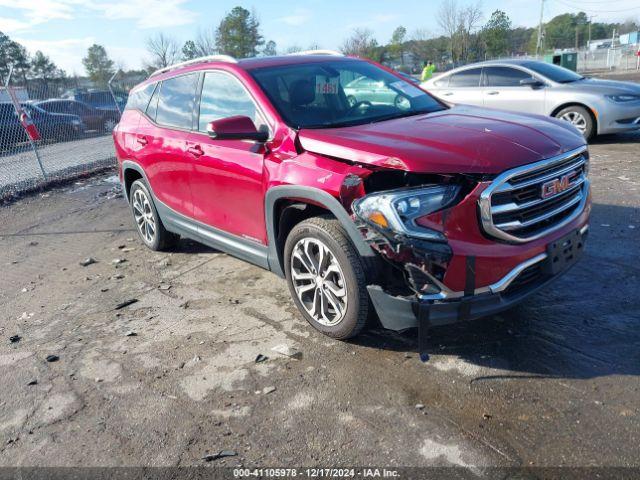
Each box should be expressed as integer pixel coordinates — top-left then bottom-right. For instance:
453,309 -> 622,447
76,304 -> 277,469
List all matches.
541,173 -> 576,199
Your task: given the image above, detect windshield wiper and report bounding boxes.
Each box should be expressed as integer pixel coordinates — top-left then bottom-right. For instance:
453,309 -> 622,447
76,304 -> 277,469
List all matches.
310,108 -> 441,129
301,107 -> 444,130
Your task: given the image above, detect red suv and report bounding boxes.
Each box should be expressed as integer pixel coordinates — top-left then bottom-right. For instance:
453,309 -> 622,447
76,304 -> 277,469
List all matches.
113,52 -> 590,351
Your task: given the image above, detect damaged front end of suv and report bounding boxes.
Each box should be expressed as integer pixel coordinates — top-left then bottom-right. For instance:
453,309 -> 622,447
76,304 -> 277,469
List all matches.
345,149 -> 590,357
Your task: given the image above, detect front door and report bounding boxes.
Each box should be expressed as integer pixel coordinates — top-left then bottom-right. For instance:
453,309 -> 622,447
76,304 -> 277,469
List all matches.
187,70 -> 270,244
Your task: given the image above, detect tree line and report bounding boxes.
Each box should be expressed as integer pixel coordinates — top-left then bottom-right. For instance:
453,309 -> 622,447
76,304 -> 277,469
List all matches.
1,3 -> 638,89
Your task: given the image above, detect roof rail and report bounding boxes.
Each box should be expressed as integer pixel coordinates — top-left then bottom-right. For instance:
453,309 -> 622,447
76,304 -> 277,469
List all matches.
150,55 -> 237,78
286,49 -> 343,57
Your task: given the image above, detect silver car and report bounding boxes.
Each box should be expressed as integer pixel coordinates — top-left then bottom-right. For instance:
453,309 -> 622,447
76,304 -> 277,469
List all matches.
422,60 -> 640,140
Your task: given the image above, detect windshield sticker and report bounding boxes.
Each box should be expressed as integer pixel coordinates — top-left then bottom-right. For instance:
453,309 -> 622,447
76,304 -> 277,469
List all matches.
316,76 -> 339,95
390,81 -> 423,98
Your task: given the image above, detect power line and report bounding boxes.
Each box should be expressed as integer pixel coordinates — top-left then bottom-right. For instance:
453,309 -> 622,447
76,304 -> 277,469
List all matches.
554,0 -> 640,14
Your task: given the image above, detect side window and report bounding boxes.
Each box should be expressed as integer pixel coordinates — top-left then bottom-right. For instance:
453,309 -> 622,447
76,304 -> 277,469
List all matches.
448,68 -> 482,87
125,83 -> 156,112
484,67 -> 533,87
198,71 -> 264,132
156,73 -> 198,129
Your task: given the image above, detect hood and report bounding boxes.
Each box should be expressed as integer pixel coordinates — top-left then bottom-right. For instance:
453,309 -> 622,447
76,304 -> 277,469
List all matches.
297,105 -> 585,174
564,77 -> 640,95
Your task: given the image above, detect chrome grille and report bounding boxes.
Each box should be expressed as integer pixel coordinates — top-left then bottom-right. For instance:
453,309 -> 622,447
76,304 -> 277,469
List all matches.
479,146 -> 589,243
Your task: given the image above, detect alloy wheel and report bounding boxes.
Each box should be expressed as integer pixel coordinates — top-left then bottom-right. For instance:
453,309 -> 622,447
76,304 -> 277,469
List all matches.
132,188 -> 156,244
104,119 -> 117,131
290,237 -> 348,326
559,111 -> 587,134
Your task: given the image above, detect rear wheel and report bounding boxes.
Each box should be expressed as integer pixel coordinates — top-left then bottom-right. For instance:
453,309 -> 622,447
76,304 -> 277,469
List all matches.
129,179 -> 179,251
284,216 -> 370,339
555,106 -> 595,140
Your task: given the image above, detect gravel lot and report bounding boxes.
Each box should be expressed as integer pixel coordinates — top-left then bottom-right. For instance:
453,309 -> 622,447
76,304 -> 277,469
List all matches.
0,131 -> 638,474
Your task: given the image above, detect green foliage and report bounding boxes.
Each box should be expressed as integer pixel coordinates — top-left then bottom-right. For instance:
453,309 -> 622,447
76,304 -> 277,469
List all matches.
30,51 -> 62,80
0,31 -> 30,83
389,26 -> 407,63
482,10 -> 512,57
182,40 -> 199,61
263,40 -> 277,57
340,28 -> 381,61
215,6 -> 264,58
82,44 -> 115,86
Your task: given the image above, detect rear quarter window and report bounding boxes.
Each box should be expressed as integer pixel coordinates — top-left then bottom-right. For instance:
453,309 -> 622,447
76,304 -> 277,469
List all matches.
125,83 -> 156,112
155,73 -> 198,129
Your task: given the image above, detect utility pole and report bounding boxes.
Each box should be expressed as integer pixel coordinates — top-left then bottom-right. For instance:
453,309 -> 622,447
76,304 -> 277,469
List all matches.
536,0 -> 545,57
588,15 -> 595,48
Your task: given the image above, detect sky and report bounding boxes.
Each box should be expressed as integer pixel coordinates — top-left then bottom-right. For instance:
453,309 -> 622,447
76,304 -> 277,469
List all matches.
1,0 -> 639,75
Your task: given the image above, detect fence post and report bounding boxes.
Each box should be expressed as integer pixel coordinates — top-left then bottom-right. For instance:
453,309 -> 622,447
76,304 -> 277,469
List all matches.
107,70 -> 122,115
4,67 -> 47,181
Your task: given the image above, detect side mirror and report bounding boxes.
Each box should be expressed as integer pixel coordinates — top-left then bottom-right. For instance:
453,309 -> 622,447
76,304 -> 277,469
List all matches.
206,115 -> 268,142
520,78 -> 545,89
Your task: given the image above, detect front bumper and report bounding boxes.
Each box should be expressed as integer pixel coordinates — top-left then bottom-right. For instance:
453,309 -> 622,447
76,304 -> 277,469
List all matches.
368,225 -> 588,330
597,102 -> 640,135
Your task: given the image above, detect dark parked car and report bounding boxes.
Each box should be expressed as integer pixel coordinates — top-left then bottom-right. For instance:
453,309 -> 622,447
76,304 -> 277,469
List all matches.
35,99 -> 120,132
62,90 -> 127,114
0,102 -> 84,148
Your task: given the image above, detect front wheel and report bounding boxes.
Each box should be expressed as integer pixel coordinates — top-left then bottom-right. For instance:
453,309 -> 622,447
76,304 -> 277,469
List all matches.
129,179 -> 179,251
555,106 -> 595,140
284,216 -> 370,339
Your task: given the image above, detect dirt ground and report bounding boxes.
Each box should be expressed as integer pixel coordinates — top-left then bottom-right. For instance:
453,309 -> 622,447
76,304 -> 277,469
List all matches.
0,130 -> 639,473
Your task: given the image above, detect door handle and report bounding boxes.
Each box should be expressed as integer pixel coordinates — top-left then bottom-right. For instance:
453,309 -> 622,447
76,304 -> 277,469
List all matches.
187,144 -> 203,157
136,136 -> 148,145
487,91 -> 500,95
442,92 -> 453,96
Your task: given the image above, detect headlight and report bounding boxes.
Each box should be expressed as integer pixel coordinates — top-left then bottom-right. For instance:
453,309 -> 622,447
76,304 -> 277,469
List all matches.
72,119 -> 81,125
606,94 -> 640,103
352,185 -> 460,241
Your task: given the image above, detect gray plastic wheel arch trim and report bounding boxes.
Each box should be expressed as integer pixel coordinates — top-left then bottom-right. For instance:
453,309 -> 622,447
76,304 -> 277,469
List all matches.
121,162 -> 374,278
264,185 -> 375,278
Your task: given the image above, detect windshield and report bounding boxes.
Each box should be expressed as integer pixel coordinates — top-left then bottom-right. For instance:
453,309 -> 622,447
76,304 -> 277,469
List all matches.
250,60 -> 446,129
523,61 -> 584,83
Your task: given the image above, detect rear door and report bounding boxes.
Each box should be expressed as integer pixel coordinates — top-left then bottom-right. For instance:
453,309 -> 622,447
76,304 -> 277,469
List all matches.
186,70 -> 270,244
482,66 -> 546,114
437,67 -> 483,106
134,73 -> 199,217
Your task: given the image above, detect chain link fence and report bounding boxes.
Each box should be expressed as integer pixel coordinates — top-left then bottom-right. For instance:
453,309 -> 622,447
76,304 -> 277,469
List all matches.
578,47 -> 640,72
483,46 -> 640,73
0,72 -> 143,201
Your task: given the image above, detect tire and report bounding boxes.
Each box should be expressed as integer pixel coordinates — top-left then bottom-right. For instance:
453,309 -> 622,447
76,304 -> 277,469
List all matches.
555,106 -> 595,140
284,215 -> 370,340
129,179 -> 179,251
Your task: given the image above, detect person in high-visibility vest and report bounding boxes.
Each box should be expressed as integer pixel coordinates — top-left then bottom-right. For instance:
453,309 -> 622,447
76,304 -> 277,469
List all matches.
421,60 -> 436,82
